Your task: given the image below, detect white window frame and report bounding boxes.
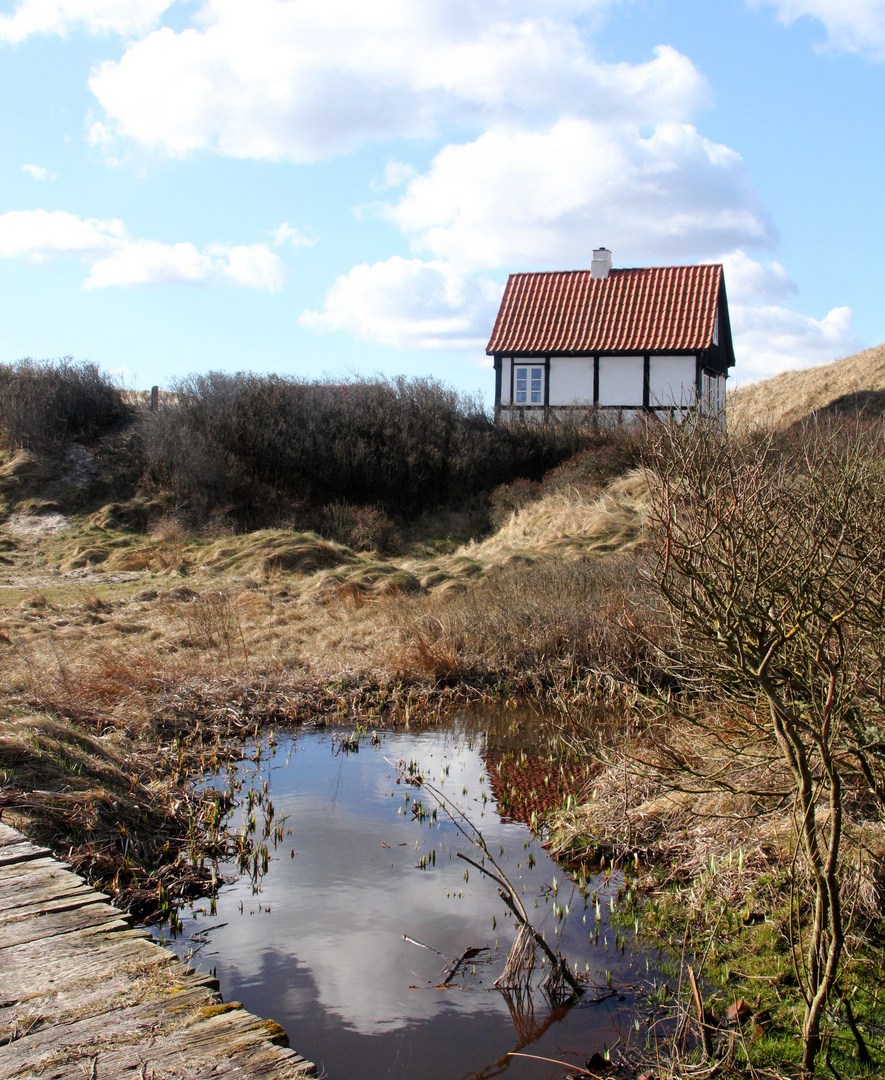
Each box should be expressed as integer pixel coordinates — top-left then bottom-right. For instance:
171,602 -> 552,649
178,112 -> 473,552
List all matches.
513,364 -> 545,405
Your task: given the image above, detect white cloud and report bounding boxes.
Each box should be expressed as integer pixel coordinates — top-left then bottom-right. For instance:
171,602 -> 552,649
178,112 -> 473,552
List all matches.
748,0 -> 885,59
714,251 -> 859,381
270,222 -> 316,249
730,303 -> 858,382
384,119 -> 774,270
372,160 -> 419,192
0,208 -> 125,259
216,242 -> 287,291
87,0 -> 709,161
0,208 -> 291,291
21,163 -> 57,181
299,257 -> 503,351
719,249 -> 795,306
0,0 -> 173,43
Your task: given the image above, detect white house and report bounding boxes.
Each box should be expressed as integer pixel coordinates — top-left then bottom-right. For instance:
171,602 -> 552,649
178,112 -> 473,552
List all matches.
487,249 -> 734,423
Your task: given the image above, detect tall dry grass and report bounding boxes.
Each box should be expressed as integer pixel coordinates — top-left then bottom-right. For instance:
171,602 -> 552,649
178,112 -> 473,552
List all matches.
728,341 -> 885,430
392,551 -> 667,689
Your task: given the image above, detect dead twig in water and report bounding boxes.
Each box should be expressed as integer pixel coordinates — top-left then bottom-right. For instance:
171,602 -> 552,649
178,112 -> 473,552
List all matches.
407,771 -> 583,998
456,850 -> 581,995
442,945 -> 490,986
402,934 -> 491,985
507,1051 -> 602,1077
402,934 -> 451,961
688,963 -> 715,1060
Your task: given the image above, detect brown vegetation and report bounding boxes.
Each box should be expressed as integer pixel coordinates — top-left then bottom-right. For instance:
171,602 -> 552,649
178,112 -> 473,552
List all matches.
547,417 -> 885,1076
0,403 -> 651,920
728,341 -> 885,431
2,356 -> 884,1075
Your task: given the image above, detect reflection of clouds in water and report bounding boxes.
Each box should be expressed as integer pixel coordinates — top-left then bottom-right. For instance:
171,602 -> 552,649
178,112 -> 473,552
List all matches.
190,726 -> 617,1041
206,731 -> 518,1033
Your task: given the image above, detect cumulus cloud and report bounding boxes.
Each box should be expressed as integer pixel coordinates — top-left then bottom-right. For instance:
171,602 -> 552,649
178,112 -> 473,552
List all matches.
719,249 -> 795,306
748,0 -> 885,59
21,163 -> 57,181
87,0 -> 709,161
0,208 -> 125,259
0,208 -> 289,291
714,250 -> 859,381
730,303 -> 858,382
384,119 -> 774,270
0,0 -> 173,43
299,257 -> 502,351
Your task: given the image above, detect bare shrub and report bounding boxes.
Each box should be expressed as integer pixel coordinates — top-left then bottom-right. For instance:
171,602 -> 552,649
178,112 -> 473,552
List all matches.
488,478 -> 542,527
139,372 -> 596,527
179,590 -> 248,661
319,502 -> 401,553
537,424 -> 648,494
647,415 -> 885,1073
0,357 -> 130,452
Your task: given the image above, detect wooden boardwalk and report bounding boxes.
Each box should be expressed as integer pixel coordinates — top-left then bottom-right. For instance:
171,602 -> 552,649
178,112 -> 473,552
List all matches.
0,823 -> 316,1079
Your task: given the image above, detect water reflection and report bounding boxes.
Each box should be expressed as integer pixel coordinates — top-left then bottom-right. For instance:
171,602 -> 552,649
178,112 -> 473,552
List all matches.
161,718 -> 652,1079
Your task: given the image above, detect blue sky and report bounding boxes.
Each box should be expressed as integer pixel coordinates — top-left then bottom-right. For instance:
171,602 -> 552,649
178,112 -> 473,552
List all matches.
1,0 -> 883,402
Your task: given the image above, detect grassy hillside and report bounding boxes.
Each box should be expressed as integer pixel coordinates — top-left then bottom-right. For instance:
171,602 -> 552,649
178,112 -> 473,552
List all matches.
3,359 -> 884,1076
728,341 -> 885,429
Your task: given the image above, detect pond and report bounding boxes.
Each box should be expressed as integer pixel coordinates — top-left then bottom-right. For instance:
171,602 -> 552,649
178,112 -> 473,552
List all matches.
158,713 -> 664,1080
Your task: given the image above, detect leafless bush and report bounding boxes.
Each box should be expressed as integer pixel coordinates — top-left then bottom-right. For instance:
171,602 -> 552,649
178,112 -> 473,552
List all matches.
0,357 -> 130,452
319,502 -> 401,553
647,415 -> 885,1073
488,478 -> 542,527
139,372 -> 597,527
180,590 -> 248,661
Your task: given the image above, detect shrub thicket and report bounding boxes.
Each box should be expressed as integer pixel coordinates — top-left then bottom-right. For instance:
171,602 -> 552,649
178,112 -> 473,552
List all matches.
142,373 -> 598,526
0,357 -> 130,452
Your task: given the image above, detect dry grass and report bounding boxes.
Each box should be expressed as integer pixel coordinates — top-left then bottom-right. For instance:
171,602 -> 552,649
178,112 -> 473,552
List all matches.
0,463 -> 653,690
390,552 -> 665,689
728,341 -> 885,431
0,703 -> 219,916
0,460 -> 655,914
548,708 -> 885,960
464,467 -> 650,561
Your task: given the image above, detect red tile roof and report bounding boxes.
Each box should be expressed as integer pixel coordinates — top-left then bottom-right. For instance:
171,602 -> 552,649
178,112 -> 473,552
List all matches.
486,264 -> 723,355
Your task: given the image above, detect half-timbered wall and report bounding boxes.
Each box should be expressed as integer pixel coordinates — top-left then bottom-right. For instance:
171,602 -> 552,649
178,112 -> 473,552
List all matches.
496,352 -> 725,424
597,356 -> 644,407
548,356 -> 595,406
648,356 -> 696,408
500,360 -> 511,404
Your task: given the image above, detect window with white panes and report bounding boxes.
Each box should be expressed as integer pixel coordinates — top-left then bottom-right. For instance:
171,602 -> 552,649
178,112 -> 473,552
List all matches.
514,365 -> 544,405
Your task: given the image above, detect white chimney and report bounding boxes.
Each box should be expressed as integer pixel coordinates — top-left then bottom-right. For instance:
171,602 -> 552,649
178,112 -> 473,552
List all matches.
591,247 -> 612,280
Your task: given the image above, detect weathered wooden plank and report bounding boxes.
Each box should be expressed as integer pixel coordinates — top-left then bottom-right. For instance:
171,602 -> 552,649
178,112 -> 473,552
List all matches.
0,822 -> 51,862
0,847 -> 51,868
0,939 -> 171,1004
0,824 -> 317,1079
0,888 -> 110,922
0,993 -> 314,1078
0,822 -> 43,847
0,864 -> 107,909
0,898 -> 127,948
0,855 -> 84,886
0,954 -> 218,1038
